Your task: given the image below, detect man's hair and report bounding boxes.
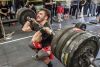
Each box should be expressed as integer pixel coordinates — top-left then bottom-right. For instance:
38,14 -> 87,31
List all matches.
38,8 -> 51,20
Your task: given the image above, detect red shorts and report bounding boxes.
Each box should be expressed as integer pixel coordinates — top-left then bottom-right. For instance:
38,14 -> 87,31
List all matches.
32,42 -> 54,60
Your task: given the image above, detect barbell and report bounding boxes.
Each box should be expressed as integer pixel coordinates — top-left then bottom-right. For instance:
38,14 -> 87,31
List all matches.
1,7 -> 99,67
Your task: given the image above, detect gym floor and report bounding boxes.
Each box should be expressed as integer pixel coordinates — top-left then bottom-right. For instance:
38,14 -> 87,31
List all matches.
0,16 -> 100,67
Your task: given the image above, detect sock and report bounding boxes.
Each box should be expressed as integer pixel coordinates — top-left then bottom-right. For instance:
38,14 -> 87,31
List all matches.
47,62 -> 53,67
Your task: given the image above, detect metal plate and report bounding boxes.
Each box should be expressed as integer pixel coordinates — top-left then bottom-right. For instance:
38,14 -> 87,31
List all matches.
60,29 -> 84,64
67,33 -> 90,67
16,7 -> 36,25
16,7 -> 27,20
55,28 -> 77,59
63,32 -> 86,66
51,30 -> 65,54
51,27 -> 74,54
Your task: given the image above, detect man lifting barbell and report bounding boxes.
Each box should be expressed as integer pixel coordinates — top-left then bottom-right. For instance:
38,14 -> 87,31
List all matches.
22,8 -> 54,67
22,8 -> 51,32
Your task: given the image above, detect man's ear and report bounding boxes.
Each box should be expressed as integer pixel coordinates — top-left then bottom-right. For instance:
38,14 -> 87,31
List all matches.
45,16 -> 48,20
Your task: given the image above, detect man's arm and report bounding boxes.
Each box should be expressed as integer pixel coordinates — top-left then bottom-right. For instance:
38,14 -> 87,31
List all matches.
0,9 -> 7,16
22,21 -> 32,32
32,31 -> 42,42
31,27 -> 53,42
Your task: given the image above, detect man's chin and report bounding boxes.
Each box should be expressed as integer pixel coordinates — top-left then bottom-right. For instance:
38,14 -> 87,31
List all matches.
36,20 -> 40,22
36,19 -> 39,21
36,19 -> 44,23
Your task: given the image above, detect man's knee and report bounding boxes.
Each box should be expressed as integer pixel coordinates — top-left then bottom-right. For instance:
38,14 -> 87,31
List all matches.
29,42 -> 36,49
37,50 -> 49,59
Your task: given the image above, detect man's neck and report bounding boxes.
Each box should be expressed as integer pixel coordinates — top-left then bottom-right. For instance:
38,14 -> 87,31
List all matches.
39,20 -> 48,26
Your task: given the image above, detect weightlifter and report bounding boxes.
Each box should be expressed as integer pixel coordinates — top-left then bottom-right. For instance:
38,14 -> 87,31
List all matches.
22,8 -> 54,67
22,8 -> 51,32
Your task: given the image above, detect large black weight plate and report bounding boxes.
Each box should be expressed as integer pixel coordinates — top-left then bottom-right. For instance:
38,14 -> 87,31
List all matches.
63,32 -> 86,66
16,7 -> 36,25
55,28 -> 78,59
51,27 -> 74,54
51,30 -> 65,54
60,29 -> 84,65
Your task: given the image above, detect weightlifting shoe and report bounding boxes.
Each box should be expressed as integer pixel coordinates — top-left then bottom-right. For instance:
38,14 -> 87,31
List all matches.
47,62 -> 53,67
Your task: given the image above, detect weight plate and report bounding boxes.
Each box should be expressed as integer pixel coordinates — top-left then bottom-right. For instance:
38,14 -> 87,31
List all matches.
60,29 -> 84,64
16,7 -> 36,25
56,28 -> 77,59
51,27 -> 74,54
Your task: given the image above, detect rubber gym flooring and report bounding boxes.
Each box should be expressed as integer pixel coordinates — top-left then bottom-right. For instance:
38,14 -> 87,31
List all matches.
0,16 -> 100,67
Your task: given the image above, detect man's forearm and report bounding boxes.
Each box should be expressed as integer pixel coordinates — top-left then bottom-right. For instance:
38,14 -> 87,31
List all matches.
22,21 -> 32,32
32,31 -> 42,42
0,10 -> 7,15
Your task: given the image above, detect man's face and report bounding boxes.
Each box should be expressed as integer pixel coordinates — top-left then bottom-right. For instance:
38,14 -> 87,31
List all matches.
36,10 -> 47,23
2,1 -> 6,6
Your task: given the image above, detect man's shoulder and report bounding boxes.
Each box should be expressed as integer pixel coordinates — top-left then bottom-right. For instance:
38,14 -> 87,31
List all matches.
44,22 -> 51,28
0,5 -> 9,8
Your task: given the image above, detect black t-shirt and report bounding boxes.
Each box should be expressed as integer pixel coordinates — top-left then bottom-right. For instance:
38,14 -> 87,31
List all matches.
0,5 -> 9,13
41,33 -> 53,47
43,0 -> 53,10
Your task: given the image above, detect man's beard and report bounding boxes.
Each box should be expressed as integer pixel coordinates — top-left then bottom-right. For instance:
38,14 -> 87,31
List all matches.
36,17 -> 45,23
